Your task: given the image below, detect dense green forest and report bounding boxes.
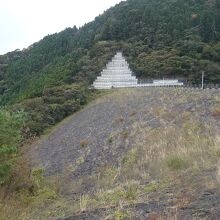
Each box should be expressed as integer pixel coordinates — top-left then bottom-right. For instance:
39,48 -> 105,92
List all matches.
0,0 -> 220,183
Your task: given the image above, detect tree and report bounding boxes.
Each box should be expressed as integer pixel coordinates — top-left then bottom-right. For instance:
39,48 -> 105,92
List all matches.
200,10 -> 216,42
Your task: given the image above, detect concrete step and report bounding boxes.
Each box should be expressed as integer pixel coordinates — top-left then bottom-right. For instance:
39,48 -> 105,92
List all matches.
97,75 -> 136,79
93,82 -> 138,87
101,73 -> 133,75
96,77 -> 137,81
102,68 -> 132,71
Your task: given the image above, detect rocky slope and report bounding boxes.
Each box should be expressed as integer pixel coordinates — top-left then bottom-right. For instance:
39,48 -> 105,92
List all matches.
14,88 -> 219,220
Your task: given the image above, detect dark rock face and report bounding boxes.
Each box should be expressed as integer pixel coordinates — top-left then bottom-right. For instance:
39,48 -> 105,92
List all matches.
183,189 -> 220,219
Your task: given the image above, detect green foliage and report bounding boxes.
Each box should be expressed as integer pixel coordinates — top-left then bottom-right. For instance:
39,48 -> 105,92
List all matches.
0,109 -> 25,184
13,83 -> 92,136
102,188 -> 126,205
124,184 -> 139,201
0,163 -> 11,184
122,149 -> 137,166
144,182 -> 158,193
31,168 -> 45,188
31,168 -> 57,200
114,209 -> 130,220
166,155 -> 188,170
0,109 -> 25,145
97,183 -> 140,208
108,135 -> 113,144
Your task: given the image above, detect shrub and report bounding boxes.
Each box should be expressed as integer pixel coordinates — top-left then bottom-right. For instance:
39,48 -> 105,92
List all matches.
124,184 -> 139,201
0,109 -> 25,184
13,83 -> 93,136
108,135 -> 113,144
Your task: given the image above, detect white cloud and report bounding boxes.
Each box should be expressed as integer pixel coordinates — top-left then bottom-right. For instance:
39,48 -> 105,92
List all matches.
0,0 -> 122,54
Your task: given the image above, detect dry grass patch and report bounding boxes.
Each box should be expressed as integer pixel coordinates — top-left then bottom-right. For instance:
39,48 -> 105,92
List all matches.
212,106 -> 220,118
79,194 -> 90,212
217,162 -> 220,183
80,139 -> 89,148
0,168 -> 62,220
125,118 -> 219,183
65,88 -> 220,217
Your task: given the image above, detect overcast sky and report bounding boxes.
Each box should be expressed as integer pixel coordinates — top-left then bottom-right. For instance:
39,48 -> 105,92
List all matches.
0,0 -> 122,55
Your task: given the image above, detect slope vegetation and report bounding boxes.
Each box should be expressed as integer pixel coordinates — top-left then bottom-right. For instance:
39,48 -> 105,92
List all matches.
1,88 -> 220,219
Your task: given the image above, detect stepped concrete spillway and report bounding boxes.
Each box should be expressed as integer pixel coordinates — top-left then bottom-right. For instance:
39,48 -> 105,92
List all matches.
93,52 -> 138,89
93,52 -> 184,89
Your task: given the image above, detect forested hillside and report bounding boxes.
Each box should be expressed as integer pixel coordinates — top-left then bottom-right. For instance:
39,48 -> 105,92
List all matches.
0,0 -> 220,133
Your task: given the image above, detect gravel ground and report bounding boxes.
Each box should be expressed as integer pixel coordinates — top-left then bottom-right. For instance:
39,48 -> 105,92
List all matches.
30,89 -> 162,177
